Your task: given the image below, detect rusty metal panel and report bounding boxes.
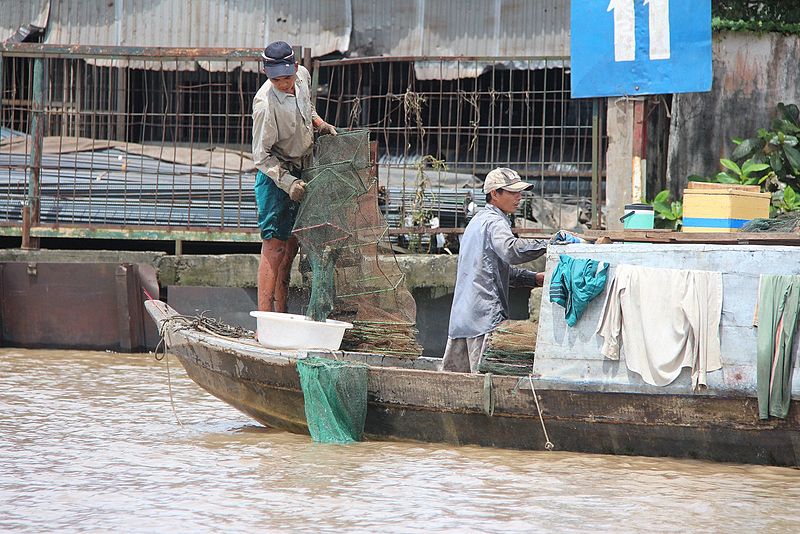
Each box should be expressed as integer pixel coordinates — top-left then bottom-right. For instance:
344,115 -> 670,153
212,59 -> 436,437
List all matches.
0,262 -> 157,351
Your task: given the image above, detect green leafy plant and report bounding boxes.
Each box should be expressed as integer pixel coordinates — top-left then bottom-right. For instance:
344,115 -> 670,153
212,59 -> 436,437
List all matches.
652,190 -> 683,230
774,185 -> 800,213
714,158 -> 773,186
728,103 -> 800,191
713,2 -> 800,35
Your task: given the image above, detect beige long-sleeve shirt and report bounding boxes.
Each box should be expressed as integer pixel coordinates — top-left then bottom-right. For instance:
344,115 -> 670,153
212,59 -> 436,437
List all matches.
251,65 -> 320,193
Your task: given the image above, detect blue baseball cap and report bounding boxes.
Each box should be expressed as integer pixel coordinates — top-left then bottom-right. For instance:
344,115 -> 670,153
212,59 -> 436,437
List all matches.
261,41 -> 296,78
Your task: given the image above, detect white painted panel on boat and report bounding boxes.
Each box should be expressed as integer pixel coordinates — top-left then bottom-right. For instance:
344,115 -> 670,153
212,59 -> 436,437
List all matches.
534,244 -> 800,397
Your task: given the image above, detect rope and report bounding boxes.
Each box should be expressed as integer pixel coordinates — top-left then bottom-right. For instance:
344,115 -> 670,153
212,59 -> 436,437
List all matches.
528,374 -> 554,451
149,306 -> 257,427
154,316 -> 189,427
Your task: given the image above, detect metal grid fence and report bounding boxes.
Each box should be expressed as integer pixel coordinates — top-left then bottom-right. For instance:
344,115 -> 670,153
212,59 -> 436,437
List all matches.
314,56 -> 606,250
0,45 -> 263,245
0,45 -> 605,248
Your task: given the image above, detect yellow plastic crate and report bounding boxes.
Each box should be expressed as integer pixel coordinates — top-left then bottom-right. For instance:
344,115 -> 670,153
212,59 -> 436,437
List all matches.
682,184 -> 771,233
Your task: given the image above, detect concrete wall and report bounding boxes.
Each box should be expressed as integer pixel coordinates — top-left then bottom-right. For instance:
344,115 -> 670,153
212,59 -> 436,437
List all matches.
535,244 -> 800,398
667,32 -> 800,197
0,249 -> 545,356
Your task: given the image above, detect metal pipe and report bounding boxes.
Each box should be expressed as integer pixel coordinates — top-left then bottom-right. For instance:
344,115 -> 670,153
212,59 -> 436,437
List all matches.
0,43 -> 262,61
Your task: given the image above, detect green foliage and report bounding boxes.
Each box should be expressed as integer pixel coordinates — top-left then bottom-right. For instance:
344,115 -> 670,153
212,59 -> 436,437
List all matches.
715,158 -> 773,185
713,1 -> 800,34
682,103 -> 800,216
723,102 -> 800,197
774,185 -> 800,212
651,190 -> 683,230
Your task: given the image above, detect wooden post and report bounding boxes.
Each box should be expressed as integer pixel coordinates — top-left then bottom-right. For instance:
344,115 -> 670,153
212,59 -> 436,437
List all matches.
632,99 -> 648,203
23,56 -> 46,250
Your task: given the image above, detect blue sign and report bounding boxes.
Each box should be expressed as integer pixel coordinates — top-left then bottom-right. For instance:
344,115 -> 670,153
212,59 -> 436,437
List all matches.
571,0 -> 712,98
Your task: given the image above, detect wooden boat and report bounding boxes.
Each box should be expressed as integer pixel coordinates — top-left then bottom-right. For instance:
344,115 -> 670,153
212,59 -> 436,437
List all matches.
146,300 -> 799,467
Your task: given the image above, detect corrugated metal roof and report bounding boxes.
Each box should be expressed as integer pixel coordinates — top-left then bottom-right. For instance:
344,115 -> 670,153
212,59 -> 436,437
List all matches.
351,0 -> 569,57
0,0 -> 49,42
3,0 -> 569,76
42,0 -> 351,71
44,0 -> 352,51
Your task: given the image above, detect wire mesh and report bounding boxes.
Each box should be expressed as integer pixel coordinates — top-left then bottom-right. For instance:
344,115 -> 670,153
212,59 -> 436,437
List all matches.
314,57 -> 607,241
294,130 -> 422,357
0,49 -> 605,243
0,51 -> 260,235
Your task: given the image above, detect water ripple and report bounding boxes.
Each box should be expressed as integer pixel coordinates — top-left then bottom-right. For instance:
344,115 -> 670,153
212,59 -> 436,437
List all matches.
1,349 -> 798,533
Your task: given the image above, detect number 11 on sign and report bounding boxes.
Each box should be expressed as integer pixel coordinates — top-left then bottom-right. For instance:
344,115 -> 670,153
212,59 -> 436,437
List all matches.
607,0 -> 671,62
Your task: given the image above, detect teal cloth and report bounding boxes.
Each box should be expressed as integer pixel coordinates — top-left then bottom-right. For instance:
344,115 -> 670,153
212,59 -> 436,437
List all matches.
757,275 -> 800,420
549,254 -> 609,327
255,170 -> 299,241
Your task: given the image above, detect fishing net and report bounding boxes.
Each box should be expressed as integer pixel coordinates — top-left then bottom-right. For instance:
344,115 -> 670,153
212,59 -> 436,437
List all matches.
296,357 -> 368,443
293,130 -> 422,357
741,212 -> 800,232
478,320 -> 537,376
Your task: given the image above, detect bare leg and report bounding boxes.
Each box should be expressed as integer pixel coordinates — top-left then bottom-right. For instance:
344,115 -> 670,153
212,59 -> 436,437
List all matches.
258,238 -> 286,312
274,236 -> 299,313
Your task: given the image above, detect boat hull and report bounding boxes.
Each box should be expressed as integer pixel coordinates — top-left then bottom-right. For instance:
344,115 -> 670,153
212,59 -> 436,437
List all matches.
151,301 -> 800,466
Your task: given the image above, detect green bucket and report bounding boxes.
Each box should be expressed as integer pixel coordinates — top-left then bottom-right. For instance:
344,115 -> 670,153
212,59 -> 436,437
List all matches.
620,203 -> 654,230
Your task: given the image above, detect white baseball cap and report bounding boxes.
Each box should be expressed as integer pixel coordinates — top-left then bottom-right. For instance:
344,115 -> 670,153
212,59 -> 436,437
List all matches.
482,167 -> 532,193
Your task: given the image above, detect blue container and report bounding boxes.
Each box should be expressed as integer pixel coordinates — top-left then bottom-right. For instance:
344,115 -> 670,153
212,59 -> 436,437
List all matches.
620,203 -> 654,230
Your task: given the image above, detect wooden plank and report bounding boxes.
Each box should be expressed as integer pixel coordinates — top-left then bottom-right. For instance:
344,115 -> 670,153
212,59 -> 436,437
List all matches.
585,230 -> 800,244
686,181 -> 760,192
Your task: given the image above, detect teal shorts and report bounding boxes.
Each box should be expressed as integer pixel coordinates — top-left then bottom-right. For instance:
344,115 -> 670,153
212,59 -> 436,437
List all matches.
255,170 -> 299,241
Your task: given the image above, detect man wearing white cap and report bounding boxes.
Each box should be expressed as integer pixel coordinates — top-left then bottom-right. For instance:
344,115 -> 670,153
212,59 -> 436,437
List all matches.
441,167 -> 549,373
251,40 -> 337,313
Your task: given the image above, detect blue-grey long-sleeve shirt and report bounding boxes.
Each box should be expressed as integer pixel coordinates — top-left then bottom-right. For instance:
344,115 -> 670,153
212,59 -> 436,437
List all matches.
448,204 -> 548,338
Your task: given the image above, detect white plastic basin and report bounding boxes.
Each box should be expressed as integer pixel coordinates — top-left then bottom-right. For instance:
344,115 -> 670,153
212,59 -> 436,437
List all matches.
249,311 -> 353,351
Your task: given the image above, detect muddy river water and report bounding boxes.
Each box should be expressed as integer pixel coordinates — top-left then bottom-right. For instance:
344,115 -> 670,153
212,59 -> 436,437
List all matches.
1,349 -> 798,532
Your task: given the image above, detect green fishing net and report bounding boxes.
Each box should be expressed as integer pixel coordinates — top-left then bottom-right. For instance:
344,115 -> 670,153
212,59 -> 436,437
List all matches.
296,357 -> 368,443
293,131 -> 422,357
741,212 -> 800,232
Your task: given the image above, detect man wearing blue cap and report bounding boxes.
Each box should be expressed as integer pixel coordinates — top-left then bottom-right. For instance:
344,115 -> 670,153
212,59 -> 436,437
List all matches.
252,40 -> 337,313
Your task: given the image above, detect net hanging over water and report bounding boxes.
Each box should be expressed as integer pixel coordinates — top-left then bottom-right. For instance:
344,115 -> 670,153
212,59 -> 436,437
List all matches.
293,130 -> 422,357
296,357 -> 368,443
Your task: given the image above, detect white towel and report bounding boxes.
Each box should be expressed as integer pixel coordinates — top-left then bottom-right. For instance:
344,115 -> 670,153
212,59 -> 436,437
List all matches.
596,265 -> 723,389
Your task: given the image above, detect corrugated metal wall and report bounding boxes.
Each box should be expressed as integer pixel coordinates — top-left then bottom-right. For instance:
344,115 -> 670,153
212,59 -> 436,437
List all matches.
0,0 -> 49,40
44,0 -> 351,53
350,0 -> 568,57
2,0 -> 569,71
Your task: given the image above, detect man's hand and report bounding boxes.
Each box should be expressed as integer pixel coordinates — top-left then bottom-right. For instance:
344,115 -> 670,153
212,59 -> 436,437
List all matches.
289,180 -> 306,202
535,272 -> 546,287
317,121 -> 337,136
549,230 -> 584,245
